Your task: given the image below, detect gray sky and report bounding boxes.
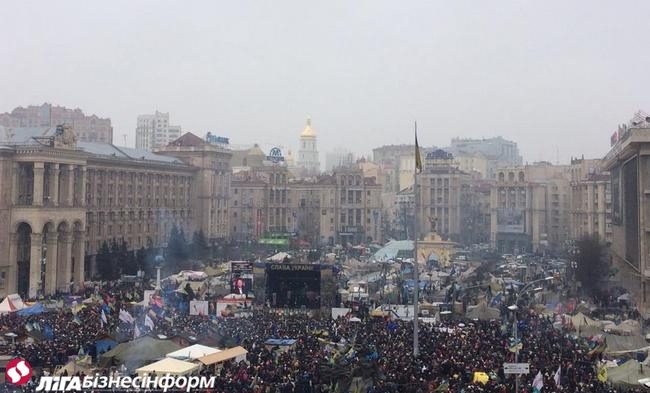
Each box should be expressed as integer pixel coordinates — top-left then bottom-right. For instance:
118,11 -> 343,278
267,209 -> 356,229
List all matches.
2,1 -> 650,163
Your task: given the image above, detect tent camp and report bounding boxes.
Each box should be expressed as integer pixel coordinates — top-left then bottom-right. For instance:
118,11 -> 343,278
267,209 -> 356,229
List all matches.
0,294 -> 25,314
466,302 -> 500,321
607,320 -> 642,336
603,334 -> 650,354
55,356 -> 94,376
198,346 -> 248,368
569,312 -> 601,331
99,336 -> 181,371
136,357 -> 199,376
166,344 -> 220,361
608,360 -> 650,388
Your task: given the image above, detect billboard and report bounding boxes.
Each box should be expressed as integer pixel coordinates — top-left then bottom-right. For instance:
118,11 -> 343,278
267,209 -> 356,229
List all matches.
230,275 -> 253,295
497,208 -> 525,233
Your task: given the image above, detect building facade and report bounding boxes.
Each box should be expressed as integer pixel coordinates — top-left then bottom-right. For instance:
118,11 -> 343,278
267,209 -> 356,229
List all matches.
447,136 -> 523,179
0,103 -> 113,143
490,163 -> 573,254
569,157 -> 611,243
604,111 -> 650,309
230,162 -> 382,246
0,127 -> 231,299
135,111 -> 182,151
417,150 -> 471,242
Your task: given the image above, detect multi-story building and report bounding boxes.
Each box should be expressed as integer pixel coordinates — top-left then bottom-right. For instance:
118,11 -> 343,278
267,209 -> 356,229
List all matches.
417,150 -> 471,242
0,103 -> 113,143
230,161 -> 382,246
372,145 -> 415,193
447,136 -> 523,179
296,118 -> 320,177
490,163 -> 572,254
604,111 -> 650,309
0,126 -> 231,299
569,157 -> 611,243
230,165 -> 293,241
318,167 -> 382,245
135,111 -> 182,151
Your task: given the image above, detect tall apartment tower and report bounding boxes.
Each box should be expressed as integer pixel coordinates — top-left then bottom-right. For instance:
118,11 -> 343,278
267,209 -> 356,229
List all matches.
135,111 -> 182,151
296,117 -> 320,177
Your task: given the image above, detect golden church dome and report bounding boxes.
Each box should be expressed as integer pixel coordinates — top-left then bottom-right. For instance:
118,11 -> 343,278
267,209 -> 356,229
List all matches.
300,117 -> 316,138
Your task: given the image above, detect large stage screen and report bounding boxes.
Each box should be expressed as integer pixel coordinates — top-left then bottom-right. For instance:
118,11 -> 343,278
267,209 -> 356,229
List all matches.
266,264 -> 321,309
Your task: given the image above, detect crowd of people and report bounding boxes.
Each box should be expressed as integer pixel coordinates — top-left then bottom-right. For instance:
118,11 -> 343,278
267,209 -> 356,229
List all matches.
1,297 -> 647,392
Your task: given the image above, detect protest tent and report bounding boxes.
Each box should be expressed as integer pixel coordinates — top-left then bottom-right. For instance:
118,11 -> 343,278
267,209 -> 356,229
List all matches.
0,294 -> 25,314
607,360 -> 650,388
16,302 -> 45,316
198,346 -> 248,368
569,312 -> 601,330
95,338 -> 118,355
99,336 -> 181,371
466,301 -> 500,321
135,357 -> 200,376
603,334 -> 650,354
268,252 -> 291,262
166,344 -> 221,361
608,320 -> 642,337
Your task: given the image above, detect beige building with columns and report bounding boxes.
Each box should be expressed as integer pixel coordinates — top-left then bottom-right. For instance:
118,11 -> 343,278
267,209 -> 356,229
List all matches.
0,127 -> 231,299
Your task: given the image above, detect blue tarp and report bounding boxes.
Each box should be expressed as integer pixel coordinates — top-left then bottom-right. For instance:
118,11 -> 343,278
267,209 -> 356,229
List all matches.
95,338 -> 118,355
264,339 -> 297,346
17,302 -> 45,316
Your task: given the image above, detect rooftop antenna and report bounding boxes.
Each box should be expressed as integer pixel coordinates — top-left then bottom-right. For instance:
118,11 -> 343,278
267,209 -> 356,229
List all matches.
556,146 -> 559,165
123,134 -> 127,146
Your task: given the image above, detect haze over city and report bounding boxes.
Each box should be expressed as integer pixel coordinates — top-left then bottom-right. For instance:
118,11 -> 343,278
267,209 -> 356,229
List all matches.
3,0 -> 650,162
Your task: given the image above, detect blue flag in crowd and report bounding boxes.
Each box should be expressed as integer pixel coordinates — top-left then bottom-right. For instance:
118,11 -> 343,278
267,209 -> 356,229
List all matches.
490,293 -> 503,307
43,324 -> 54,340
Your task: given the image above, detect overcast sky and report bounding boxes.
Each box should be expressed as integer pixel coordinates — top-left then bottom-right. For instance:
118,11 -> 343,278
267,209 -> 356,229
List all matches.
2,1 -> 650,163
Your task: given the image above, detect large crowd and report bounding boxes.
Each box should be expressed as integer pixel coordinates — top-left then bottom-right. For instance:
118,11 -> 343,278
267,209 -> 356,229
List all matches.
1,298 -> 647,392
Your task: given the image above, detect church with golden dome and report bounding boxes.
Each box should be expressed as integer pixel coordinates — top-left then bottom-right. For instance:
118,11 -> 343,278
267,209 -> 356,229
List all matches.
296,117 -> 320,177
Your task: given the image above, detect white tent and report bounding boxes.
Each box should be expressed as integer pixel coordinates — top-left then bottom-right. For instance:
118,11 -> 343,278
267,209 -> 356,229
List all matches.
198,346 -> 248,367
166,344 -> 221,361
0,294 -> 25,314
136,357 -> 200,376
268,252 -> 291,262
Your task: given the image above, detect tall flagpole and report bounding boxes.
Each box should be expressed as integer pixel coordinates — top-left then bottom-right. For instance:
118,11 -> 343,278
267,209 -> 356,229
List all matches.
413,121 -> 420,358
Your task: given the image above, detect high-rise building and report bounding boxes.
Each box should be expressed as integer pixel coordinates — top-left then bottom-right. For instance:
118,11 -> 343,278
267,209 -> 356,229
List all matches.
0,103 -> 113,143
296,117 -> 320,177
447,137 -> 523,179
135,111 -> 182,151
